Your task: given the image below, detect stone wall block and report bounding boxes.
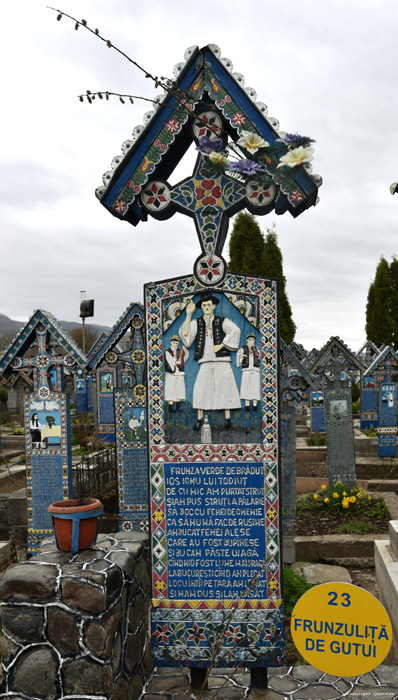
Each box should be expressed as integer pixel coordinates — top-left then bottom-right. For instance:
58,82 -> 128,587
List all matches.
76,548 -> 106,563
0,633 -> 19,665
129,668 -> 145,700
114,531 -> 148,544
113,674 -> 129,700
84,604 -> 120,659
47,607 -> 81,656
62,656 -> 113,696
108,550 -> 136,579
0,563 -> 58,601
10,646 -> 59,700
112,631 -> 122,676
1,605 -> 44,643
61,573 -> 106,613
137,622 -> 148,654
105,563 -> 124,603
125,634 -> 140,674
0,533 -> 154,698
142,635 -> 155,678
135,555 -> 150,592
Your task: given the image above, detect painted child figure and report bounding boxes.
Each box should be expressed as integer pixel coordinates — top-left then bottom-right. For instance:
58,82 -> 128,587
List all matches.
179,293 -> 241,430
236,333 -> 261,411
164,335 -> 189,412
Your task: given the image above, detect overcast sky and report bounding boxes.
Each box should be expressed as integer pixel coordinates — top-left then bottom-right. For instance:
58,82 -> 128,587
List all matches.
1,0 -> 397,352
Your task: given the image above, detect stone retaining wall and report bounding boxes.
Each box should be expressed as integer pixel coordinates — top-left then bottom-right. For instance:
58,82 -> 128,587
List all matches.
0,531 -> 154,699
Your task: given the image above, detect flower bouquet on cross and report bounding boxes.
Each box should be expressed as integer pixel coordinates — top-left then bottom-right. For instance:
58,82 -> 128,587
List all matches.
196,129 -> 315,185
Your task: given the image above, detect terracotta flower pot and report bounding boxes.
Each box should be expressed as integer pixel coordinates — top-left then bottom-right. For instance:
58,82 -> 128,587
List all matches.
48,498 -> 103,553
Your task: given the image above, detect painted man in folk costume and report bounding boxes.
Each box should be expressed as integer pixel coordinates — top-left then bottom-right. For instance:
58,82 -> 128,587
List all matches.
236,332 -> 261,411
164,335 -> 189,412
179,293 -> 241,430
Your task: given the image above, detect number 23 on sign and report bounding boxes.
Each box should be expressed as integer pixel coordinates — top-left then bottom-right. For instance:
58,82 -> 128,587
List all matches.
290,582 -> 392,676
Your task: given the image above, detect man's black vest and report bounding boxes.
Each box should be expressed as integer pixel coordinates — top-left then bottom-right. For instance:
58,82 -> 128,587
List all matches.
241,344 -> 260,369
194,316 -> 230,360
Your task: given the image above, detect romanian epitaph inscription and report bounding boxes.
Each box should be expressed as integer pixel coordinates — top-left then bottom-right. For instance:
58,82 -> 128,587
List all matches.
114,388 -> 148,531
164,462 -> 266,600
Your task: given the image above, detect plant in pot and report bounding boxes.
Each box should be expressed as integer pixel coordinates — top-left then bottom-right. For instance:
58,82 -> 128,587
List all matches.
48,497 -> 104,553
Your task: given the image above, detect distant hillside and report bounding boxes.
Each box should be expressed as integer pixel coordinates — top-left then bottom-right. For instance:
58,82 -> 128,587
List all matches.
0,313 -> 110,338
0,313 -> 23,335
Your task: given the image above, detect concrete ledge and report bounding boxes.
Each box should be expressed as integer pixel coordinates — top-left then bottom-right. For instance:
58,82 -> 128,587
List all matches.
390,520 -> 398,560
369,480 -> 398,494
296,534 -> 389,562
375,537 -> 398,644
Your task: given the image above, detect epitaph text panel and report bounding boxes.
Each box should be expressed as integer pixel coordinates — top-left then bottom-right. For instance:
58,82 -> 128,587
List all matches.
164,462 -> 266,600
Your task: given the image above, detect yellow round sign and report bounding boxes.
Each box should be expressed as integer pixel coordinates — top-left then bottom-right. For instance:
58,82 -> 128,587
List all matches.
291,582 -> 392,676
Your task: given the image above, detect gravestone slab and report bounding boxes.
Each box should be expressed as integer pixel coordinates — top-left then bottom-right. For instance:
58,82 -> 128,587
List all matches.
309,338 -> 364,487
147,274 -> 284,668
324,386 -> 355,485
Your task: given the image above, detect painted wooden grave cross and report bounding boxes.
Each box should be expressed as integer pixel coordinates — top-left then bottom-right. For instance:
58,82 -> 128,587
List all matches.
309,337 -> 364,487
364,346 -> 398,458
0,310 -> 86,554
280,340 -> 318,564
86,303 -> 149,531
10,323 -> 75,398
357,340 -> 379,430
97,43 -> 322,684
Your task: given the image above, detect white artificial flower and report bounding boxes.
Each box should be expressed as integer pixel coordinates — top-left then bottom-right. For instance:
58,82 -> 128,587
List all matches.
277,145 -> 315,168
236,130 -> 269,154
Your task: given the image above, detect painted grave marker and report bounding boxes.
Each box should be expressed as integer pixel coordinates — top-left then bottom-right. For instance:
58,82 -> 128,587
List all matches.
309,338 -> 364,487
364,346 -> 398,458
87,302 -> 149,531
280,340 -> 317,563
97,42 -> 322,680
0,310 -> 86,553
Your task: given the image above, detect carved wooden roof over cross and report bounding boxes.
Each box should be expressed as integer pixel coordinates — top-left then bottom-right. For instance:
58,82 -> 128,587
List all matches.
97,43 -> 322,286
86,302 -> 144,373
308,336 -> 365,387
0,310 -> 86,398
364,345 -> 398,378
356,339 -> 380,368
280,338 -> 318,404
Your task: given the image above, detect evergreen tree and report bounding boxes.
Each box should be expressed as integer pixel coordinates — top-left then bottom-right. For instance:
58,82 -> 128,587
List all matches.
389,256 -> 398,348
365,256 -> 395,347
262,224 -> 296,344
228,213 -> 296,344
228,212 -> 265,276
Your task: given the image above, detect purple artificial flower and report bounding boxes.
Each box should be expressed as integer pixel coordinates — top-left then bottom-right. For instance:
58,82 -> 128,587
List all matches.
228,158 -> 266,175
196,135 -> 224,154
276,132 -> 316,147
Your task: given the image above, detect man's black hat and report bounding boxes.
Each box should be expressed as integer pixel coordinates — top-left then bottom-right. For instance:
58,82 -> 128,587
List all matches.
195,292 -> 219,309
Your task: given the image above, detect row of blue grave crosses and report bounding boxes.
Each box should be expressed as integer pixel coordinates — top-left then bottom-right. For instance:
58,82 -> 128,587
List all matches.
364,346 -> 398,458
0,311 -> 86,554
308,337 -> 365,487
96,42 -> 321,679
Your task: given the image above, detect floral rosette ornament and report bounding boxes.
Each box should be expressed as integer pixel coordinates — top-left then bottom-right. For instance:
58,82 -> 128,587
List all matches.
196,129 -> 316,186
